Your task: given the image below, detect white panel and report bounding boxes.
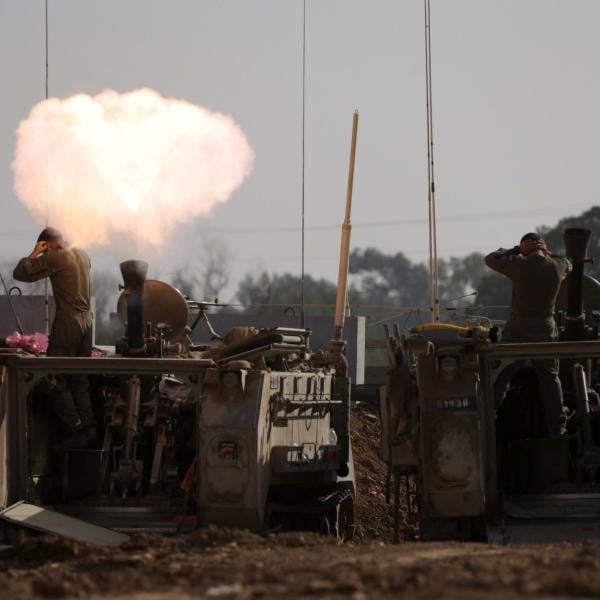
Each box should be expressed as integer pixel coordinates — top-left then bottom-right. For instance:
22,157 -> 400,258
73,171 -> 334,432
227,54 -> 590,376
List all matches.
0,501 -> 129,547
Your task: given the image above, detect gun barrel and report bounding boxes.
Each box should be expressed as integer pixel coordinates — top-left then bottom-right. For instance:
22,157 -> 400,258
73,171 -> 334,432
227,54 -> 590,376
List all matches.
563,228 -> 591,341
120,260 -> 148,352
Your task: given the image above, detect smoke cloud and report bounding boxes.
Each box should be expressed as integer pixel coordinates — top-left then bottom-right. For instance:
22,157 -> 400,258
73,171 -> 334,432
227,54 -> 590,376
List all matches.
12,88 -> 254,247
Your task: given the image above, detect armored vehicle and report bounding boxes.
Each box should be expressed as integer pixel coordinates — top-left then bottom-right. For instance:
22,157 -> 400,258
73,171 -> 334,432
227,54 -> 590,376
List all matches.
381,228 -> 600,543
0,260 -> 355,543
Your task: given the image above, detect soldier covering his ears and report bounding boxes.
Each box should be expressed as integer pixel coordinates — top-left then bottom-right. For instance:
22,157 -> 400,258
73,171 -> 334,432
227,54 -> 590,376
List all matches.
13,227 -> 97,450
485,232 -> 572,437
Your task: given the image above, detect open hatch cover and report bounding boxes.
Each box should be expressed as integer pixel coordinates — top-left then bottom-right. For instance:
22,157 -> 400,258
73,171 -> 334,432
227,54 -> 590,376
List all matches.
0,501 -> 129,547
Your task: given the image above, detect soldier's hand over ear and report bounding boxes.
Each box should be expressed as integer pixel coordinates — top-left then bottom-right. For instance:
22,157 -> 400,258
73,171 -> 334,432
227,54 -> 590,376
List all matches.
519,239 -> 539,255
537,239 -> 549,255
29,241 -> 48,258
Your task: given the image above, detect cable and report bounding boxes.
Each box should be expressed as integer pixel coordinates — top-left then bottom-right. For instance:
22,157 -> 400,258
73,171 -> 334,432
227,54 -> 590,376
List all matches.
92,203 -> 591,236
400,308 -> 415,333
193,300 -> 500,314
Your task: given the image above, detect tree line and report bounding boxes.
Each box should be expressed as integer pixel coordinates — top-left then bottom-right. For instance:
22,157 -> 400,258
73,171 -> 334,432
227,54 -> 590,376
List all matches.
239,208 -> 600,314
2,207 -> 598,343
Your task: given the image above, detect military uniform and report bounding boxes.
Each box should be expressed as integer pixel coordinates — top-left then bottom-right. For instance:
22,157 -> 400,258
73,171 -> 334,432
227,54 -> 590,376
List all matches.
14,247 -> 95,435
485,248 -> 572,437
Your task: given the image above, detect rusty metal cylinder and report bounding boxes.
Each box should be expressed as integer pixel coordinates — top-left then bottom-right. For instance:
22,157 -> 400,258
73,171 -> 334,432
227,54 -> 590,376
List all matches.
563,228 -> 591,341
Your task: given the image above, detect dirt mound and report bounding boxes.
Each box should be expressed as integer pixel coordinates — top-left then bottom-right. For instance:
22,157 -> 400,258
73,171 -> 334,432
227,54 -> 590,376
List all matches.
264,530 -> 338,548
3,536 -> 600,599
351,402 -> 396,541
185,526 -> 338,550
186,525 -> 264,548
0,535 -> 110,566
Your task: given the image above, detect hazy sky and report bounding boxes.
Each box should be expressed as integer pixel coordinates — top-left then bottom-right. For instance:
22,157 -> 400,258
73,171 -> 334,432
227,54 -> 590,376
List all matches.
1,1 -> 599,298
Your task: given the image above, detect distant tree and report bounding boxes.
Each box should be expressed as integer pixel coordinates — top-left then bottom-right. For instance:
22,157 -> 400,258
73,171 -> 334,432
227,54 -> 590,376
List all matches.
235,272 -> 344,316
473,272 -> 512,320
349,248 -> 429,309
169,268 -> 202,300
437,252 -> 510,319
202,242 -> 230,301
168,239 -> 231,302
438,253 -> 486,305
540,206 -> 600,280
231,207 -> 600,328
347,248 -> 510,322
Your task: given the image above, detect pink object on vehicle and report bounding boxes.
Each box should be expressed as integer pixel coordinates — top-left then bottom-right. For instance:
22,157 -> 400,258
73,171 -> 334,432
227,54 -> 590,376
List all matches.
6,331 -> 49,354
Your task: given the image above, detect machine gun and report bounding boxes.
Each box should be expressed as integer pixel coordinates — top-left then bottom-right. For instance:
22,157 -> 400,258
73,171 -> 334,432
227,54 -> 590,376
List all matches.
187,299 -> 226,342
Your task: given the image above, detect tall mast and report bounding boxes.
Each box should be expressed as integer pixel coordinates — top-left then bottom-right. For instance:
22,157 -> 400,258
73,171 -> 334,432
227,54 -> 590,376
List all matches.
424,0 -> 440,322
334,111 -> 359,341
300,0 -> 307,328
43,0 -> 50,336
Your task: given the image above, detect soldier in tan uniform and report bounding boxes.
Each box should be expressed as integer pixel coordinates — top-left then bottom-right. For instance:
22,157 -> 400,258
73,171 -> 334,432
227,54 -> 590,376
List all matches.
485,232 -> 572,437
13,227 -> 97,449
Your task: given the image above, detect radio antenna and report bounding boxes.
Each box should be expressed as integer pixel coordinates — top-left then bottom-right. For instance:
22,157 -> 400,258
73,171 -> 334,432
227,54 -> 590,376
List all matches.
0,273 -> 24,335
300,0 -> 307,329
424,0 -> 440,322
43,0 -> 50,336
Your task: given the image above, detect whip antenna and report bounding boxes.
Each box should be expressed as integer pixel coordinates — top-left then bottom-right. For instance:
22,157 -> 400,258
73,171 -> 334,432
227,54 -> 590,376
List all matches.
0,274 -> 24,335
424,0 -> 440,322
45,0 -> 49,102
300,0 -> 307,329
43,0 -> 50,336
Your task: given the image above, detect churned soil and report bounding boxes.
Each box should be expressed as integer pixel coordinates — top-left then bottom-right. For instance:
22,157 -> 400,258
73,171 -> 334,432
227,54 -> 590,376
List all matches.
2,405 -> 600,599
2,532 -> 600,599
350,402 -> 396,541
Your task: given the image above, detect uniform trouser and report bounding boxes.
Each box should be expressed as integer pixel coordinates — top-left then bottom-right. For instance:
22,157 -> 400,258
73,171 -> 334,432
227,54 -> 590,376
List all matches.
47,314 -> 94,434
494,355 -> 563,439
